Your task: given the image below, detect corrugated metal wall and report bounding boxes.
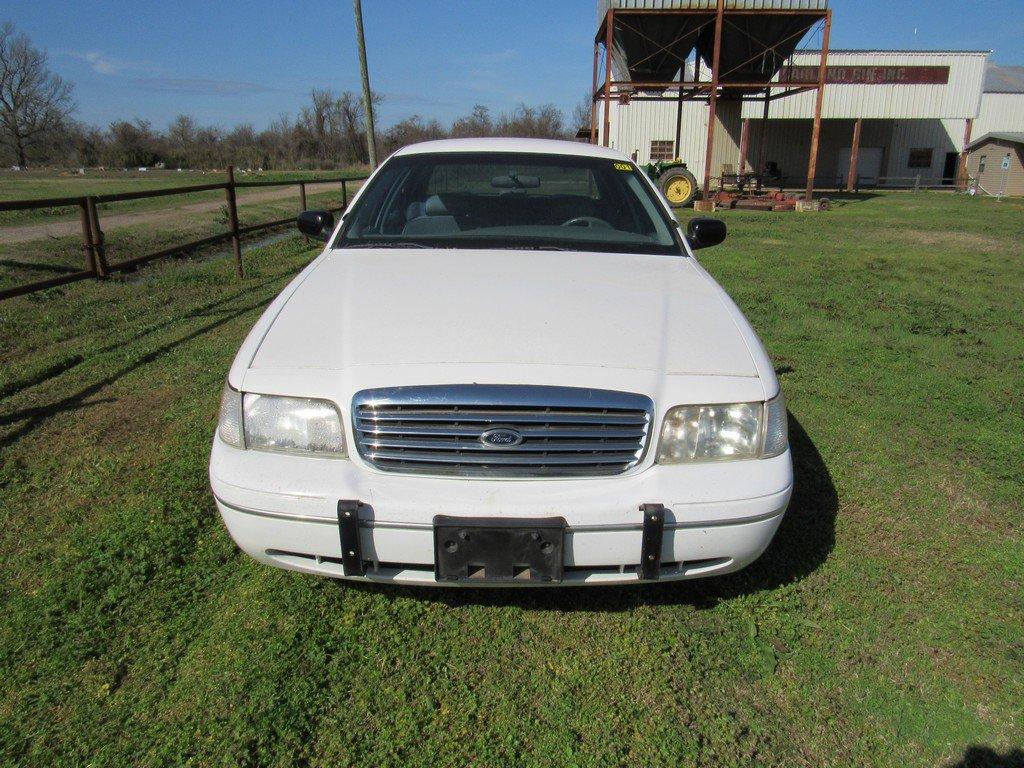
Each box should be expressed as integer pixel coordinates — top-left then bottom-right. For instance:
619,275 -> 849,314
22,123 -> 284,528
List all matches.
973,93 -> 1024,138
606,98 -> 741,179
607,101 -> 969,184
742,119 -> 885,181
740,51 -> 987,120
744,119 -> 962,183
606,50 -> 989,185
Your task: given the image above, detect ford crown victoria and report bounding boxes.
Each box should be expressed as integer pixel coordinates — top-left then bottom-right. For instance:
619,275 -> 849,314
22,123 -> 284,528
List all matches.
210,138 -> 792,586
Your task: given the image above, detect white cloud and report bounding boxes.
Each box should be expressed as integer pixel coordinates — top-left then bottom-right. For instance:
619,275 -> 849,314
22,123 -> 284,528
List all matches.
63,50 -> 136,75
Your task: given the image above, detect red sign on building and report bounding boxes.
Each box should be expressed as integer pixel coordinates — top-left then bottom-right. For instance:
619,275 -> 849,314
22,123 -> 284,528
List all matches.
779,65 -> 951,85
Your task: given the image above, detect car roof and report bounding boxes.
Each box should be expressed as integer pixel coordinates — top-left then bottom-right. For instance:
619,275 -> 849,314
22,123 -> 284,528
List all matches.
391,137 -> 629,161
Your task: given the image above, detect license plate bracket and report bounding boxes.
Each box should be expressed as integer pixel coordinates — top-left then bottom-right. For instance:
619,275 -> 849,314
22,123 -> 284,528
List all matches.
433,516 -> 566,583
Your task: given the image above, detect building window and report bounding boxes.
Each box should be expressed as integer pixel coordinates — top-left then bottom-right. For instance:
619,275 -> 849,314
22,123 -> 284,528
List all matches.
650,140 -> 674,162
908,148 -> 933,168
979,155 -> 987,174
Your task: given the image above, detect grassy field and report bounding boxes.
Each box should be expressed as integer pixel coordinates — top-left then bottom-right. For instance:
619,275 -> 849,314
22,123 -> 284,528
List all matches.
0,192 -> 1021,767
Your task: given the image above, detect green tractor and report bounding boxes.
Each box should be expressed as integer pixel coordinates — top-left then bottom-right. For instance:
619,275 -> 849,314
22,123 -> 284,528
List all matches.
644,159 -> 700,208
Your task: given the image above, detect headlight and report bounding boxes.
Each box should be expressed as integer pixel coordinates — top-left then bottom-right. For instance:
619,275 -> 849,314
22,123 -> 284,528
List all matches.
762,392 -> 788,458
217,382 -> 244,448
216,382 -> 346,457
656,393 -> 787,463
243,393 -> 346,457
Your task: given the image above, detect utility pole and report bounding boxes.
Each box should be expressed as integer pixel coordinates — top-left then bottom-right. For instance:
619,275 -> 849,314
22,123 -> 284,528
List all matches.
353,0 -> 378,169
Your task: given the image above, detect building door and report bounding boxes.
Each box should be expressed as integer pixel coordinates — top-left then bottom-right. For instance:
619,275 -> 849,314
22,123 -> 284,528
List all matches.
838,147 -> 884,187
942,152 -> 959,185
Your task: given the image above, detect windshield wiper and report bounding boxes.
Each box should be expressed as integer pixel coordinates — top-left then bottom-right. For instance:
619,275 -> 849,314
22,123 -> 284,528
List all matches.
501,245 -> 572,251
339,241 -> 430,249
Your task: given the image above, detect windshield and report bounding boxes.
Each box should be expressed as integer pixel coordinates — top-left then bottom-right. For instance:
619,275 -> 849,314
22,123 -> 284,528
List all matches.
334,152 -> 681,255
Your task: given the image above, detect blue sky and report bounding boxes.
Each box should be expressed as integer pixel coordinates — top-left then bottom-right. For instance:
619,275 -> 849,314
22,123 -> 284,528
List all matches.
5,0 -> 1023,131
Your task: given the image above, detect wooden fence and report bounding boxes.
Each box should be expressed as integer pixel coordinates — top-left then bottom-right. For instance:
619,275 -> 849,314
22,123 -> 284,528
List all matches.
0,166 -> 368,302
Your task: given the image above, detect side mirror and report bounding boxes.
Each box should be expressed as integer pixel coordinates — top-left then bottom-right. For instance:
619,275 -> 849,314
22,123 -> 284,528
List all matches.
685,217 -> 727,250
297,209 -> 335,242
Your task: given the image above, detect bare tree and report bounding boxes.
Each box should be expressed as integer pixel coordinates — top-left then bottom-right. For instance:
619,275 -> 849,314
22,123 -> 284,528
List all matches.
104,119 -> 160,168
572,92 -> 593,134
496,103 -> 565,138
450,105 -> 493,138
0,21 -> 74,167
381,115 -> 445,154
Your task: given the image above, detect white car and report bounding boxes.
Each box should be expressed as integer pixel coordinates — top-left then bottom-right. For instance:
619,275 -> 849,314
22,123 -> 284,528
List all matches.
210,138 -> 791,586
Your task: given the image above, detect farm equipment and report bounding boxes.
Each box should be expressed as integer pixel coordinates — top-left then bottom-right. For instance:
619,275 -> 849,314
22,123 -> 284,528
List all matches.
644,159 -> 700,207
643,159 -> 827,211
710,165 -> 831,211
713,181 -> 831,211
645,159 -> 830,211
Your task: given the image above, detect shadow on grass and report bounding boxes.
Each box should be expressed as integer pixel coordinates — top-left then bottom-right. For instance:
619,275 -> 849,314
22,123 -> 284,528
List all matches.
0,292 -> 276,449
0,355 -> 84,401
944,747 -> 1024,768
356,414 -> 837,611
816,192 -> 883,203
0,269 -> 294,448
0,258 -> 82,274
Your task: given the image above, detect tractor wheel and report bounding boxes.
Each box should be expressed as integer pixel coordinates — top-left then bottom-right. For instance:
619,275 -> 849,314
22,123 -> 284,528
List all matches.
660,167 -> 699,207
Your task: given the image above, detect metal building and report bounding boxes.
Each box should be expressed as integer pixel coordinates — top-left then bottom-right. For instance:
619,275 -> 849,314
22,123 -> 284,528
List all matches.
591,0 -> 1013,193
591,0 -> 834,204
973,64 -> 1024,138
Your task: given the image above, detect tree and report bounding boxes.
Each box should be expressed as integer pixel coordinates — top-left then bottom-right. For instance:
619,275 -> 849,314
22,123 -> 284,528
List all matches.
572,92 -> 593,134
450,105 -> 493,138
496,103 -> 565,138
381,115 -> 445,155
0,21 -> 74,167
104,119 -> 160,168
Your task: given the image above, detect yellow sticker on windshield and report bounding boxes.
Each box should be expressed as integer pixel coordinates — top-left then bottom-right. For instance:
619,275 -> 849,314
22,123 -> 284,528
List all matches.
613,162 -> 632,171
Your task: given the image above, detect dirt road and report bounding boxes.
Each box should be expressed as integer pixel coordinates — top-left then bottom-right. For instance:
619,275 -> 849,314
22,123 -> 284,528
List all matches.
0,186 -> 305,245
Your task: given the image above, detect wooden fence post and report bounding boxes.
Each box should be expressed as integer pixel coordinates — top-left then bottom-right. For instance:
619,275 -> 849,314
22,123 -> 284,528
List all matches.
341,179 -> 348,210
78,199 -> 98,275
298,182 -> 307,212
225,165 -> 243,278
85,196 -> 108,277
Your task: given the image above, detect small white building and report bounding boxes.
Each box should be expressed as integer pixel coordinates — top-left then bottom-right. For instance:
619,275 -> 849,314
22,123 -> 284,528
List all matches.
607,49 -> 995,187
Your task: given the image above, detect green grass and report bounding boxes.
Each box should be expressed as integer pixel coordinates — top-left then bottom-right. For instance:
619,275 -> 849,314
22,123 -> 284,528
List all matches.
0,192 -> 1022,767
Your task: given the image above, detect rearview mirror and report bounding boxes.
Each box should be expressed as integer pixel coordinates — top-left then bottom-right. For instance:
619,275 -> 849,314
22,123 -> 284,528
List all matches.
490,174 -> 540,189
297,209 -> 335,241
685,217 -> 727,250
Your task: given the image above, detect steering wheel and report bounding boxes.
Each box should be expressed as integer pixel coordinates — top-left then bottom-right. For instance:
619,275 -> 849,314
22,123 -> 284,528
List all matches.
561,216 -> 611,228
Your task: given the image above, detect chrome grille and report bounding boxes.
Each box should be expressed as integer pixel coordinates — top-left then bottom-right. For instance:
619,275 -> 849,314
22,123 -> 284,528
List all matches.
352,385 -> 653,477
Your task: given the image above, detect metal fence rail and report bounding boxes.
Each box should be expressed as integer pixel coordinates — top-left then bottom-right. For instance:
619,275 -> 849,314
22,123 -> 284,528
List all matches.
0,166 -> 368,302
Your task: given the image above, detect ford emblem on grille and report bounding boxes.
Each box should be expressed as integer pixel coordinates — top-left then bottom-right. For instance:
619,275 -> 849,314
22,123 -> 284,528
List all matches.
480,427 -> 524,448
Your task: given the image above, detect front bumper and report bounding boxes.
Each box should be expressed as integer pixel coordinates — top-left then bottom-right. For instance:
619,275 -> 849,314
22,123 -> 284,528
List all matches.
210,437 -> 792,586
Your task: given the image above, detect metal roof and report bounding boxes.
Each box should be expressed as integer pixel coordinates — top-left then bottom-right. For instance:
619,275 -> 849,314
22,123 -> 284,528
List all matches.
800,49 -> 990,55
598,0 -> 827,91
984,63 -> 1024,93
600,0 -> 827,10
968,132 -> 1024,150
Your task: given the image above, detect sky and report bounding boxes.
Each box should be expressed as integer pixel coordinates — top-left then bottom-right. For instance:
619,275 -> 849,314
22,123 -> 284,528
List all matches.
5,0 -> 1024,132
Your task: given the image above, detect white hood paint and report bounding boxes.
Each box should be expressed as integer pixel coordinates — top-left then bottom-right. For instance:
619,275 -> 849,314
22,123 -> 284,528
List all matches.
249,249 -> 760,378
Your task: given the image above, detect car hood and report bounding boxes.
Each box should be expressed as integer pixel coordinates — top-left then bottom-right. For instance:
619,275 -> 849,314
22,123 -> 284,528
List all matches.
249,248 -> 758,377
